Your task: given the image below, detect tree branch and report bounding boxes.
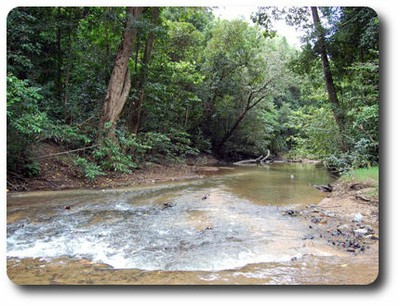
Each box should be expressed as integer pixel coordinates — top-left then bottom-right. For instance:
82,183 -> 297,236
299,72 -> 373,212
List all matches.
32,145 -> 99,160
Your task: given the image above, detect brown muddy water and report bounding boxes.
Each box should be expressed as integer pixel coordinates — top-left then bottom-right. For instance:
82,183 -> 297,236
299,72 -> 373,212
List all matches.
7,164 -> 378,285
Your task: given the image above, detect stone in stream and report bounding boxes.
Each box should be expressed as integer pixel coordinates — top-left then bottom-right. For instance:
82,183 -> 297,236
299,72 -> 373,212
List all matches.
337,224 -> 351,232
282,209 -> 299,217
302,234 -> 315,240
311,217 -> 327,224
353,228 -> 369,237
314,184 -> 333,192
352,213 -> 363,223
201,194 -> 209,200
162,202 -> 174,210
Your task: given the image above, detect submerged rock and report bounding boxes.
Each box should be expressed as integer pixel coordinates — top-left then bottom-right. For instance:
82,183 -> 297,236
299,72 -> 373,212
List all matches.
314,184 -> 333,192
282,209 -> 299,217
302,234 -> 315,240
162,202 -> 174,210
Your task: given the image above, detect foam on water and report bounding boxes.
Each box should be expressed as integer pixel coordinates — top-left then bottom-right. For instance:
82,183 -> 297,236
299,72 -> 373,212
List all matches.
7,188 -> 307,271
8,164 -> 334,271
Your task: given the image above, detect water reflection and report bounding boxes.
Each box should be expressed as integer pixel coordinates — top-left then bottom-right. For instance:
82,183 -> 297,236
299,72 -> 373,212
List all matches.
216,163 -> 334,205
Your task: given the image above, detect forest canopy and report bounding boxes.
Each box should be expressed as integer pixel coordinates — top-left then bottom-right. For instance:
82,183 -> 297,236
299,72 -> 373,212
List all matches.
6,6 -> 379,184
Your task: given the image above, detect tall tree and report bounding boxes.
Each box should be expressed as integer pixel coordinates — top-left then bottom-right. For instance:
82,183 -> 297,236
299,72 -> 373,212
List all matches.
253,6 -> 347,150
201,20 -> 289,155
127,7 -> 160,134
99,7 -> 144,140
310,7 -> 345,139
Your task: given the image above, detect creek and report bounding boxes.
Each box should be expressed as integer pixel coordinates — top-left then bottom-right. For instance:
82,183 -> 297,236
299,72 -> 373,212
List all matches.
7,163 -> 377,284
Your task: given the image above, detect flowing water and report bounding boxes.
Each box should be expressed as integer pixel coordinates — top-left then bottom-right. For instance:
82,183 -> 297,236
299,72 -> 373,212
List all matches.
6,164 -> 378,285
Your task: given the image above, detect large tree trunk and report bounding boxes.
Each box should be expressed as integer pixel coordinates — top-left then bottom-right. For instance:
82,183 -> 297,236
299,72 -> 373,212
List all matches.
127,7 -> 159,134
311,7 -> 347,148
99,7 -> 144,140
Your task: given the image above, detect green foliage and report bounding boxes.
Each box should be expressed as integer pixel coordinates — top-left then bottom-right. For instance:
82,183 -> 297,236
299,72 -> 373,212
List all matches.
93,138 -> 137,173
341,166 -> 379,185
7,6 -> 379,184
285,105 -> 342,159
23,161 -> 42,177
200,21 -> 294,157
190,129 -> 212,153
7,73 -> 49,173
74,157 -> 105,180
49,124 -> 92,147
138,129 -> 199,163
340,165 -> 379,198
7,74 -> 47,134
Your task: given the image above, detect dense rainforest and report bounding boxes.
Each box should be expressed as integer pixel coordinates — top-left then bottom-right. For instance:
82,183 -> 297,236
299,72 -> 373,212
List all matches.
6,6 -> 379,188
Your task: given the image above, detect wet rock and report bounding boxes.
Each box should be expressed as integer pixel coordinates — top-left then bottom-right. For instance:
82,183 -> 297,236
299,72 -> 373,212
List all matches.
305,204 -> 318,209
311,217 -> 321,223
331,230 -> 342,237
349,183 -> 365,190
162,202 -> 174,210
283,209 -> 299,217
353,228 -> 368,237
291,253 -> 302,261
314,184 -> 333,192
311,217 -> 327,224
323,210 -> 335,217
337,224 -> 351,232
198,224 -> 214,231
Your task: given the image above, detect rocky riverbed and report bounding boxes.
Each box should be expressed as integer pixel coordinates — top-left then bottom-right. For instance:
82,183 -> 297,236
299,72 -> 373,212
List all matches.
282,180 -> 379,259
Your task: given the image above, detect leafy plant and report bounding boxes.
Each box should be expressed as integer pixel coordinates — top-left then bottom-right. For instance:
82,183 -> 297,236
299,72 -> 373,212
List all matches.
74,157 -> 105,180
92,138 -> 138,173
7,73 -> 48,173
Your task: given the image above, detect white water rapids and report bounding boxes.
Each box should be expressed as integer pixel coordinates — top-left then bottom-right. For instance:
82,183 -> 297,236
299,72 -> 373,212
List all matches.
7,164 -> 334,271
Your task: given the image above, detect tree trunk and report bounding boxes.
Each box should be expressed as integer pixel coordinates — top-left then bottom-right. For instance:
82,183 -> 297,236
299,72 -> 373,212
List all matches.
311,7 -> 346,144
99,7 -> 144,140
127,7 -> 159,134
215,79 -> 271,153
63,23 -> 72,123
215,111 -> 246,153
56,7 -> 63,106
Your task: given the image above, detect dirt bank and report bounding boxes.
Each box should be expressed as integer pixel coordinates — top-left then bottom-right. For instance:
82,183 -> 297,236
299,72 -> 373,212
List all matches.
7,143 -> 221,192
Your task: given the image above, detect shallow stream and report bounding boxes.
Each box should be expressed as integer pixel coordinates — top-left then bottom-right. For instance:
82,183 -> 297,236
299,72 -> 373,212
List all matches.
7,164 -> 378,284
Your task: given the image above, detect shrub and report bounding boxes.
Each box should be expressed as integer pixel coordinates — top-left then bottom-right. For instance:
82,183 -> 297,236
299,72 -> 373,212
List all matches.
92,138 -> 138,173
74,157 -> 105,180
7,73 -> 48,174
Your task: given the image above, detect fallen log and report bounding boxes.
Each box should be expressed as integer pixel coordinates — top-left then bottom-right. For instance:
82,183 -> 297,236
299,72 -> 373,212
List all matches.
233,150 -> 270,165
260,150 -> 271,163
